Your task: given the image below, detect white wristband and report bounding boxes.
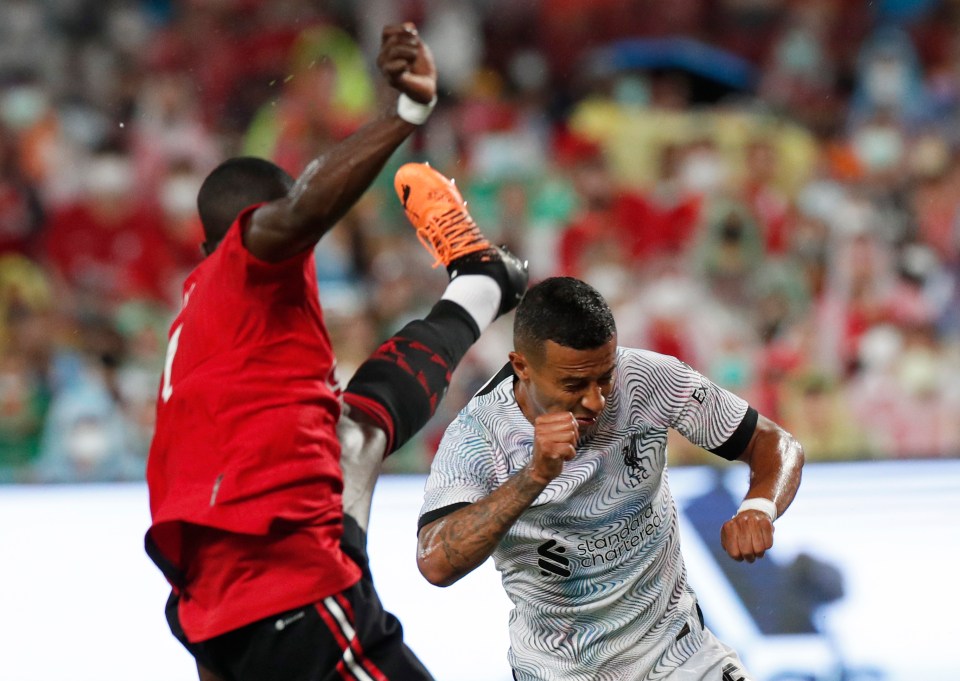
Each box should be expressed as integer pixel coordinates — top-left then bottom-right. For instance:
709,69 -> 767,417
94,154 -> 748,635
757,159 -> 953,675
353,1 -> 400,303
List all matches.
737,498 -> 777,522
397,93 -> 437,125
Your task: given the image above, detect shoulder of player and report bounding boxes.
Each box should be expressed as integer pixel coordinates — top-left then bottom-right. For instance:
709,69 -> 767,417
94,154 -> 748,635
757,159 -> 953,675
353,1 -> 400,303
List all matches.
206,205 -> 316,279
474,362 -> 515,398
615,346 -> 689,374
443,381 -> 518,449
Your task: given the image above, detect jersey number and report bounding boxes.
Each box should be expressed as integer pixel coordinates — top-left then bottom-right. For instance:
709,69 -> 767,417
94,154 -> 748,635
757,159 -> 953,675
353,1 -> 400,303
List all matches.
161,323 -> 183,403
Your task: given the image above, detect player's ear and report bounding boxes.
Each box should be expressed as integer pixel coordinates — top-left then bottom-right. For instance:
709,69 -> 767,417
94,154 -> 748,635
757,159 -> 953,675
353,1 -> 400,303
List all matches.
509,350 -> 530,381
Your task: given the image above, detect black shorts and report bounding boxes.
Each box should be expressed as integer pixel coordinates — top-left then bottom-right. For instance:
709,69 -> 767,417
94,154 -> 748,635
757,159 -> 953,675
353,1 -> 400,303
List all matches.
165,516 -> 433,681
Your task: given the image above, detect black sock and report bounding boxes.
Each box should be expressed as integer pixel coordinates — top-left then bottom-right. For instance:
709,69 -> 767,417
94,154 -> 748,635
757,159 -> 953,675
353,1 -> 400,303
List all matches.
344,300 -> 479,454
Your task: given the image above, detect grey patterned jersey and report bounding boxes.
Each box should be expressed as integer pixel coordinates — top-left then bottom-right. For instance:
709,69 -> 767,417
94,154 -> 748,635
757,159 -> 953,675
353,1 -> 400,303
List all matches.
419,347 -> 753,681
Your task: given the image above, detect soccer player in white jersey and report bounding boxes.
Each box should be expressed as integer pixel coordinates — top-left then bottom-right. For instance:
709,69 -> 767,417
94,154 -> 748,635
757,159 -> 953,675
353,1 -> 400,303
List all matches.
416,276 -> 804,681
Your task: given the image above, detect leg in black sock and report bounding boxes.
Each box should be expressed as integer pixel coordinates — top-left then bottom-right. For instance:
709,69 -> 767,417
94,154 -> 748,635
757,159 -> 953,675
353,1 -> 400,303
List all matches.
343,299 -> 479,454
339,300 -> 479,532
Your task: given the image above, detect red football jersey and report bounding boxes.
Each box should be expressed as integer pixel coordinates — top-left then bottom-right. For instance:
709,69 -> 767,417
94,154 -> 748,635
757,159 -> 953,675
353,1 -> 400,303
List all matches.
146,206 -> 361,639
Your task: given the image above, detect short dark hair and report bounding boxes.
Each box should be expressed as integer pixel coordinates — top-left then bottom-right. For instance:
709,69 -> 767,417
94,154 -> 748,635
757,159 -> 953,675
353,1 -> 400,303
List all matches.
514,277 -> 616,357
197,157 -> 294,248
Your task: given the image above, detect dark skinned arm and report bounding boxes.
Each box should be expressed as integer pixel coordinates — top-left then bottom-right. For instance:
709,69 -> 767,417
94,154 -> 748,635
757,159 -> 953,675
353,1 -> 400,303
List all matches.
244,23 -> 437,262
720,414 -> 804,563
197,663 -> 225,681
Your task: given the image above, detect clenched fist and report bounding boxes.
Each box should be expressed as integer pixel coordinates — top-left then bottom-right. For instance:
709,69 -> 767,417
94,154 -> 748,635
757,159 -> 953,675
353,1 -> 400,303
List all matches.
529,412 -> 579,485
377,23 -> 437,105
720,510 -> 775,563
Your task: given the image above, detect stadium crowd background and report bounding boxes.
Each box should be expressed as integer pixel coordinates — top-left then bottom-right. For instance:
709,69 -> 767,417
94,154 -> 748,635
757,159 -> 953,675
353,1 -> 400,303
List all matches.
2,0 -> 960,483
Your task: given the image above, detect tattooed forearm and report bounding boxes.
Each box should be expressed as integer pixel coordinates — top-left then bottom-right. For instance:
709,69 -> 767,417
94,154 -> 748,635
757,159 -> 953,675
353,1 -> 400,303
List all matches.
418,465 -> 547,586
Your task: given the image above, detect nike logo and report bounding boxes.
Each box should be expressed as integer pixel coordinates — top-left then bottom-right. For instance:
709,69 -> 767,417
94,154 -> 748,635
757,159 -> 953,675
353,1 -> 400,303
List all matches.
274,610 -> 306,631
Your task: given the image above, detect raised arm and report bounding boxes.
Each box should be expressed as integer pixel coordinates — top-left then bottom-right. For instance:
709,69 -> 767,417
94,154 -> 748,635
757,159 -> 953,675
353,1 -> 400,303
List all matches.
417,412 -> 578,586
245,23 -> 437,262
720,414 -> 804,563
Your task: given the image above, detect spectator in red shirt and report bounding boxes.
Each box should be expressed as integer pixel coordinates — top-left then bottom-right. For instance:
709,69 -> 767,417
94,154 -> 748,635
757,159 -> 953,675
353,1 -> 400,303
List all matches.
41,152 -> 176,308
556,135 -> 703,279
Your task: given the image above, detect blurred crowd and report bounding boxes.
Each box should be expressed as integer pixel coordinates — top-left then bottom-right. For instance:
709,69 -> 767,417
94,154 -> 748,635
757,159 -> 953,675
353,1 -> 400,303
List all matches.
2,0 -> 960,483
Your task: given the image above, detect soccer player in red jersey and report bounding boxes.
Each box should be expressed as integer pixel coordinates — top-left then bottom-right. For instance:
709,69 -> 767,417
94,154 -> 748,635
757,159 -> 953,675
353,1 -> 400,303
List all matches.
145,24 -> 527,681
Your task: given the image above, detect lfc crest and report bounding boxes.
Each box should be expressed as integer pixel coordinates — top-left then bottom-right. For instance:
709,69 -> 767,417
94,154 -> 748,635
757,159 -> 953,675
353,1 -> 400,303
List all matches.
622,431 -> 652,486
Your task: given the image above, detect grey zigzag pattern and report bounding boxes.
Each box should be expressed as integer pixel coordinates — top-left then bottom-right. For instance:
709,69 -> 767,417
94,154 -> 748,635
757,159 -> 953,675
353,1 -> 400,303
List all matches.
422,347 -> 749,680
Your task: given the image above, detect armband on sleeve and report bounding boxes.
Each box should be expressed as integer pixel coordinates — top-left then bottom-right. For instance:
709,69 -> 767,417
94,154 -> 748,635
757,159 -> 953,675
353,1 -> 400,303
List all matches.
710,406 -> 758,461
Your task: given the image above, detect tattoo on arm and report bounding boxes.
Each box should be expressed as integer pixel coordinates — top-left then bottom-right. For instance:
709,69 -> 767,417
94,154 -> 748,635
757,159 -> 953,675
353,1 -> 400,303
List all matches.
421,466 -> 546,583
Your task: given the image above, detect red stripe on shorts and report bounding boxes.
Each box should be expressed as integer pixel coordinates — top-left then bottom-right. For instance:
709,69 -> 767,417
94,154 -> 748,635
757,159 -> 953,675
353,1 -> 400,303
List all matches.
315,597 -> 389,681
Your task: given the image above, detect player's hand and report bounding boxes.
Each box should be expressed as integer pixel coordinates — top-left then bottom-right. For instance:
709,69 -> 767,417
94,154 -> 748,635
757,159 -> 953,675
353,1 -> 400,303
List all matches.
377,23 -> 437,104
529,412 -> 579,485
720,510 -> 775,563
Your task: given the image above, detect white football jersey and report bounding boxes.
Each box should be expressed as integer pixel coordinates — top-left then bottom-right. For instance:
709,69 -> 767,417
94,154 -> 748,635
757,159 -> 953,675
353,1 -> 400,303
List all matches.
419,347 -> 754,680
